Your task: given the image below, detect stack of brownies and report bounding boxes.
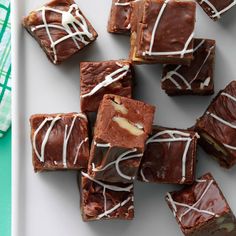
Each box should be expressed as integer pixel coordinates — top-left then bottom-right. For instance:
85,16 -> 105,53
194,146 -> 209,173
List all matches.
23,0 -> 236,235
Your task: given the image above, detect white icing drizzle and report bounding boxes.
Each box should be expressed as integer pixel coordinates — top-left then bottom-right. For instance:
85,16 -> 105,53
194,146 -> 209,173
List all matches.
166,193 -> 177,216
115,0 -> 140,6
206,112 -> 236,129
97,197 -> 132,219
162,68 -> 191,90
33,113 -> 86,166
199,0 -> 236,19
94,141 -> 111,148
207,92 -> 236,151
73,137 -> 89,165
33,116 -> 61,163
62,114 -> 78,168
146,0 -> 169,56
31,4 -> 94,64
143,130 -> 197,183
140,168 -> 149,183
128,205 -> 134,210
166,180 -> 219,222
143,0 -> 194,57
189,45 -> 215,85
115,2 -> 131,6
223,143 -> 236,151
196,179 -> 207,183
126,23 -> 131,29
200,77 -> 211,90
33,117 -> 53,162
81,63 -> 130,98
92,148 -> 143,181
162,40 -> 215,90
81,172 -> 133,219
221,92 -> 236,103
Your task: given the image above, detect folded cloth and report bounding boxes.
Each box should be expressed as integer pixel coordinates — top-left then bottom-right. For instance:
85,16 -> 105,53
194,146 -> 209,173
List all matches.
0,1 -> 11,138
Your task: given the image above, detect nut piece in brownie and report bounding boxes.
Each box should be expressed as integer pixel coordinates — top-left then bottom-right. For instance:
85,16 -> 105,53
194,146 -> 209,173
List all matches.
195,81 -> 236,169
129,0 -> 196,65
79,172 -> 134,221
138,126 -> 199,184
166,173 -> 236,236
107,0 -> 138,34
22,0 -> 98,64
80,60 -> 134,113
162,38 -> 216,96
88,94 -> 155,183
30,112 -> 89,172
196,0 -> 236,21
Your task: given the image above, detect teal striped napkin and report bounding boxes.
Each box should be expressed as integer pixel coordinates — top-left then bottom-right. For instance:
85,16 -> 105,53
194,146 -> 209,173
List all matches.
0,1 -> 11,138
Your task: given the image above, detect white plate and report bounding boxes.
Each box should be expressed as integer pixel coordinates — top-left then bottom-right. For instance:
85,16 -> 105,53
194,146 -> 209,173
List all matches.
11,1 -> 236,236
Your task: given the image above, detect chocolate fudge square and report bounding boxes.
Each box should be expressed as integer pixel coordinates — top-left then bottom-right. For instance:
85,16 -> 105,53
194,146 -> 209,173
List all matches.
166,173 -> 236,236
195,81 -> 236,169
30,113 -> 89,172
130,0 -> 196,65
108,0 -> 136,34
162,38 -> 216,96
23,0 -> 98,64
88,94 -> 155,183
197,0 -> 236,21
138,126 -> 199,184
79,172 -> 134,221
80,60 -> 134,112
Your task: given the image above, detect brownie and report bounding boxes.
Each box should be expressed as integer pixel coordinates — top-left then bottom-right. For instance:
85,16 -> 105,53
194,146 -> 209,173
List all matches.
197,0 -> 236,20
80,60 -> 134,112
162,38 -> 216,96
79,172 -> 134,221
30,112 -> 89,172
138,126 -> 199,184
88,94 -> 155,183
107,0 -> 138,34
22,0 -> 98,64
166,173 -> 236,236
129,0 -> 196,65
195,81 -> 236,169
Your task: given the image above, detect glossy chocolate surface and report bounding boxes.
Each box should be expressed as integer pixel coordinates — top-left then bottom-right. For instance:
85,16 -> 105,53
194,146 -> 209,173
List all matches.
197,0 -> 236,20
166,173 -> 236,235
162,38 -> 215,96
138,126 -> 198,184
80,172 -> 134,221
195,81 -> 236,168
80,60 -> 133,112
88,94 -> 155,183
130,0 -> 196,65
30,112 -> 89,172
23,0 -> 98,64
108,0 -> 135,34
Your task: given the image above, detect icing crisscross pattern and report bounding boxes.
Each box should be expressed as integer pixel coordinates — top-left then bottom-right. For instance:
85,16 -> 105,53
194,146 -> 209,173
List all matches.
166,179 -> 219,222
31,4 -> 94,64
140,130 -> 197,183
92,142 -> 143,181
162,40 -> 215,90
199,0 -> 236,19
82,172 -> 134,219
